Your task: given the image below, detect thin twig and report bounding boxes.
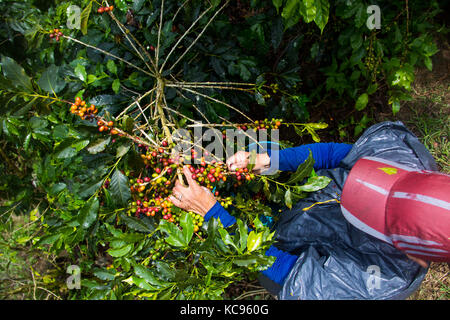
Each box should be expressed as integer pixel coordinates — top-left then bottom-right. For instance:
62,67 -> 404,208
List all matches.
171,0 -> 190,22
30,267 -> 37,300
172,81 -> 211,124
168,0 -> 230,72
106,4 -> 158,74
133,100 -> 157,121
162,104 -> 197,123
178,86 -> 253,122
166,82 -> 255,93
116,87 -> 156,119
156,0 -> 165,69
159,5 -> 212,73
135,98 -> 150,126
234,289 -> 269,300
36,286 -> 62,300
63,35 -> 153,77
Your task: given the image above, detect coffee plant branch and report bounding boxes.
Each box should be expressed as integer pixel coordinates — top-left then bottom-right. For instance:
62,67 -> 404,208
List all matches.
62,35 -> 154,77
105,2 -> 158,74
166,0 -> 230,73
159,4 -> 213,73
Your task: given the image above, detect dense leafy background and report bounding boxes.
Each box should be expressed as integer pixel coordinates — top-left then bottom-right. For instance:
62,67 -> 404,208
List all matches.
0,0 -> 444,299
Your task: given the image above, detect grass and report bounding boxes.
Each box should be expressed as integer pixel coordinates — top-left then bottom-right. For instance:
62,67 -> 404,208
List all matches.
0,208 -> 63,300
382,36 -> 449,300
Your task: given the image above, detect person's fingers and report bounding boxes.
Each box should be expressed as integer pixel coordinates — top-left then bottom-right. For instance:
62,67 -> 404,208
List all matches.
226,153 -> 238,167
168,195 -> 185,209
183,165 -> 197,187
171,188 -> 183,199
227,152 -> 249,170
173,179 -> 186,193
174,179 -> 182,188
173,179 -> 192,200
226,152 -> 243,166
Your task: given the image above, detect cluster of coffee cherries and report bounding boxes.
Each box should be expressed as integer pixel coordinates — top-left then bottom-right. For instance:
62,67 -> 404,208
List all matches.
128,196 -> 175,222
69,97 -> 98,120
219,196 -> 233,209
139,141 -> 176,173
125,142 -> 256,226
97,119 -> 118,135
220,119 -> 283,141
97,5 -> 114,13
149,238 -> 167,260
187,160 -> 226,192
103,178 -> 111,189
365,45 -> 380,77
188,211 -> 204,233
251,119 -> 283,130
48,28 -> 63,42
187,149 -> 255,188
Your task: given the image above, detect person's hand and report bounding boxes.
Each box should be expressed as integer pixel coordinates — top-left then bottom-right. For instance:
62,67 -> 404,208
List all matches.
226,151 -> 270,173
168,166 -> 217,217
406,254 -> 429,268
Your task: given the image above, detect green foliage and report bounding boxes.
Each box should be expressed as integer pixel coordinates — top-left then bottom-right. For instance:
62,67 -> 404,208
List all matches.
0,0 -> 443,300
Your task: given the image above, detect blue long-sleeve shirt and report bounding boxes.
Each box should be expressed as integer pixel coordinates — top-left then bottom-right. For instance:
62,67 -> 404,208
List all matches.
204,143 -> 352,285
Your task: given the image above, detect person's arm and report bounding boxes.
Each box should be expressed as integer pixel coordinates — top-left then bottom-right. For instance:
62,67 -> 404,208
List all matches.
272,142 -> 352,172
227,143 -> 352,174
204,201 -> 236,228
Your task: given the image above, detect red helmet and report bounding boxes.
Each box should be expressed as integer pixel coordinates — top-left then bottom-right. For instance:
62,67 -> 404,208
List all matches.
341,157 -> 450,262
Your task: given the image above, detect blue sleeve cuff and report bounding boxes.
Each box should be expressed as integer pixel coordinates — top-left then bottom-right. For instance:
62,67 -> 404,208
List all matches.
262,246 -> 298,285
204,201 -> 236,228
270,143 -> 352,171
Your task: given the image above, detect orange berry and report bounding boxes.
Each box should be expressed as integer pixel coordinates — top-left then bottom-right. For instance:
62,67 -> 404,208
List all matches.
110,129 -> 118,135
107,121 -> 114,127
109,5 -> 114,11
75,97 -> 81,106
99,126 -> 106,132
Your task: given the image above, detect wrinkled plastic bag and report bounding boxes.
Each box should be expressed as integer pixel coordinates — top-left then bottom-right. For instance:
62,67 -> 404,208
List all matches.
269,121 -> 437,300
